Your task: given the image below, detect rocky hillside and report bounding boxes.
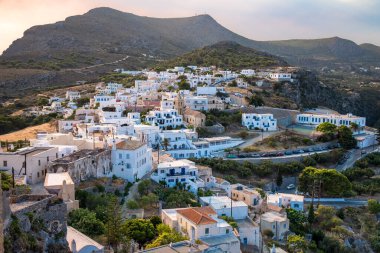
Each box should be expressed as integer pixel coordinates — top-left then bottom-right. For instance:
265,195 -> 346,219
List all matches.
1,7 -> 380,69
155,41 -> 287,70
279,70 -> 380,127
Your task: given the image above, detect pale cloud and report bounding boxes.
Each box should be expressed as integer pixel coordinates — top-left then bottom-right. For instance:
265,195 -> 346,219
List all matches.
0,0 -> 379,54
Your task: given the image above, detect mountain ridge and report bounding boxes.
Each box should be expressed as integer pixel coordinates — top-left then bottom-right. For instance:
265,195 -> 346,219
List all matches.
2,7 -> 380,68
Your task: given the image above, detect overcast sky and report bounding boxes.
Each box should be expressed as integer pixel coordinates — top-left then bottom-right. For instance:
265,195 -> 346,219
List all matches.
1,0 -> 380,54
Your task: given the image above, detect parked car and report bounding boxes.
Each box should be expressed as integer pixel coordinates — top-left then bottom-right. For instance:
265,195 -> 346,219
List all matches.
287,184 -> 295,190
251,153 -> 260,158
276,152 -> 285,156
361,150 -> 367,155
285,151 -> 293,155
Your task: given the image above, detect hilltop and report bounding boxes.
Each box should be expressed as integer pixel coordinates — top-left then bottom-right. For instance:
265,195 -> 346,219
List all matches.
155,41 -> 287,70
1,7 -> 380,69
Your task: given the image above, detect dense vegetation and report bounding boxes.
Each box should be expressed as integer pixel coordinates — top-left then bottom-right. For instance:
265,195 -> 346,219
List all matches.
0,113 -> 60,135
100,73 -> 147,88
155,41 -> 286,70
343,152 -> 380,195
0,53 -> 97,70
191,150 -> 344,182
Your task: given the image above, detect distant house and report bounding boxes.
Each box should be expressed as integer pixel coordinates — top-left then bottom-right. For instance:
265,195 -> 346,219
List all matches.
267,193 -> 304,212
183,108 -> 206,127
260,211 -> 289,241
242,113 -> 277,131
269,73 -> 291,82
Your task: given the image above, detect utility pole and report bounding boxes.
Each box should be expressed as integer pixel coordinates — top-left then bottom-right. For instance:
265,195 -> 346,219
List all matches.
12,167 -> 15,188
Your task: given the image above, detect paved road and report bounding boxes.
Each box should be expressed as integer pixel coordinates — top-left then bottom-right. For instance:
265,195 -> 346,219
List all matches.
227,149 -> 333,164
336,145 -> 379,171
238,130 -> 281,148
304,198 -> 368,208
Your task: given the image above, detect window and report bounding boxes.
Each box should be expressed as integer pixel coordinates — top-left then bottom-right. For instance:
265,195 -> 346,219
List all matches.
38,160 -> 41,166
284,224 -> 286,228
205,228 -> 209,234
37,172 -> 40,178
47,156 -> 49,162
3,161 -> 7,167
226,229 -> 229,234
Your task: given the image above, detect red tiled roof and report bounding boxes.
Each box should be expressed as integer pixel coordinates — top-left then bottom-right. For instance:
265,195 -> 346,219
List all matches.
177,207 -> 216,225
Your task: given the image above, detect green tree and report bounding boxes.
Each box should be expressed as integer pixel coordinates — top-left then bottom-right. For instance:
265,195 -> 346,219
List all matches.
315,206 -> 343,230
276,169 -> 283,187
308,203 -> 315,224
126,200 -> 139,209
106,196 -> 123,248
337,125 -> 357,149
150,216 -> 162,228
138,179 -> 151,196
162,138 -> 170,150
316,122 -> 337,134
122,219 -> 156,248
287,234 -> 307,253
238,131 -> 249,139
299,167 -> 352,197
37,97 -> 49,106
1,172 -> 12,191
350,122 -> 359,133
368,199 -> 380,214
145,224 -> 187,249
68,208 -> 105,236
75,97 -> 90,107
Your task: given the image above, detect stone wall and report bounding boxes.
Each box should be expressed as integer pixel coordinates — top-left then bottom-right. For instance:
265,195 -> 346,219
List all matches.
10,194 -> 67,236
47,149 -> 112,184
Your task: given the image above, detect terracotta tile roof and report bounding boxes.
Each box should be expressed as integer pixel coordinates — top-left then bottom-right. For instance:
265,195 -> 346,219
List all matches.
184,108 -> 206,118
177,207 -> 216,225
116,140 -> 145,150
196,206 -> 217,216
267,204 -> 283,213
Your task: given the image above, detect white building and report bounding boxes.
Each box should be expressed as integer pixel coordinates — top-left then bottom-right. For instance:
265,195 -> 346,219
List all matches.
185,96 -> 209,111
269,73 -> 292,81
58,120 -> 82,133
151,159 -> 202,194
160,99 -> 175,110
93,95 -> 115,108
105,82 -> 123,94
296,113 -> 366,134
111,139 -> 152,182
260,212 -> 289,241
199,196 -> 248,220
145,109 -> 183,129
267,193 -> 304,212
240,69 -> 256,77
242,113 -> 277,131
66,91 -> 81,101
135,80 -> 161,93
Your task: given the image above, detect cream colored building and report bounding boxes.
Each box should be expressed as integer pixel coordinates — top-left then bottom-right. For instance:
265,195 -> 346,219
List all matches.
0,147 -> 59,184
44,172 -> 79,212
260,211 -> 289,241
183,108 -> 206,127
162,207 -> 240,253
231,184 -> 262,208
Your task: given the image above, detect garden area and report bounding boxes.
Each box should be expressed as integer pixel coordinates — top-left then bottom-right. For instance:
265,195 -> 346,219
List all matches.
242,130 -> 318,152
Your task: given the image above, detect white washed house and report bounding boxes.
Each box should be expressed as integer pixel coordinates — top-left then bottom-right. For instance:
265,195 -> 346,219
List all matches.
242,113 -> 277,131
